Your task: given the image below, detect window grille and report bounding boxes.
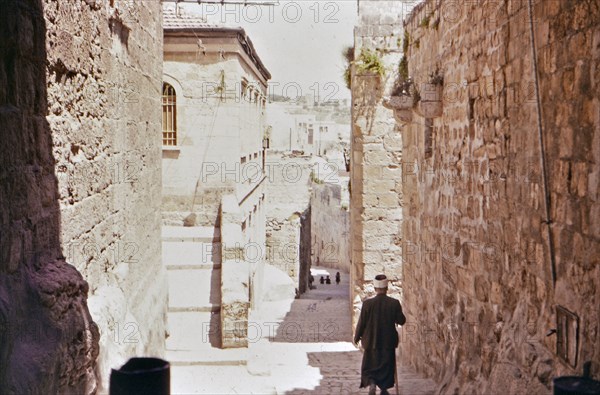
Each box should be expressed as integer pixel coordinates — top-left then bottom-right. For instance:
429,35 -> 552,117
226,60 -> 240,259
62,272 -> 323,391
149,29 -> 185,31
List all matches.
162,83 -> 177,146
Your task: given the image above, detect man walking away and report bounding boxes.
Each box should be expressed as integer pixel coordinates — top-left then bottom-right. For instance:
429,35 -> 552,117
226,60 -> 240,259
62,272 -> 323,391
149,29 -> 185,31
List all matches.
353,274 -> 406,395
335,272 -> 341,285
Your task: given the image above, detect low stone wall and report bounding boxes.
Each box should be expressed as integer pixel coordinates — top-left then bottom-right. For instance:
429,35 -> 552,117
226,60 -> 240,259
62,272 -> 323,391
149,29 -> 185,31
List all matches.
220,195 -> 250,348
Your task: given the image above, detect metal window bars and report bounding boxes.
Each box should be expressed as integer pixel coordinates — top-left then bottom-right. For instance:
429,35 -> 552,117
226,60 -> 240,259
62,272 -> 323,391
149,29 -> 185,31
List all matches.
162,83 -> 177,146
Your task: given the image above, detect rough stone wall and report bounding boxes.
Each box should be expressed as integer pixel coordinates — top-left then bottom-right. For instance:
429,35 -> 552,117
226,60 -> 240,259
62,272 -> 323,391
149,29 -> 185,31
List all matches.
401,0 -> 600,393
264,152 -> 312,285
220,195 -> 250,348
1,2 -> 99,393
298,207 -> 312,295
266,217 -> 301,284
350,1 -> 406,327
311,183 -> 351,272
1,0 -> 167,391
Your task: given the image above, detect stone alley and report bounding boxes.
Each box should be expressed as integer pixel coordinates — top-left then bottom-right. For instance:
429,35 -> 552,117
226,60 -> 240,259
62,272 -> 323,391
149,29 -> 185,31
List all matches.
165,261 -> 436,394
1,0 -> 599,394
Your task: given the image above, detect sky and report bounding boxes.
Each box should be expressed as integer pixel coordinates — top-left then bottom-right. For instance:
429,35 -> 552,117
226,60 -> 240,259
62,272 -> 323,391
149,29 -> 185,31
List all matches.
178,0 -> 358,101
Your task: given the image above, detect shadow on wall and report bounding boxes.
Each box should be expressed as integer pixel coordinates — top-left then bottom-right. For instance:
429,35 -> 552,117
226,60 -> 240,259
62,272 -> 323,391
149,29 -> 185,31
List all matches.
209,224 -> 221,348
0,0 -> 99,393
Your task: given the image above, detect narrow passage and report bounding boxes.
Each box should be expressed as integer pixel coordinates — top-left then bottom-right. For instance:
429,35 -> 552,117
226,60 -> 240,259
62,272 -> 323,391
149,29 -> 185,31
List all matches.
278,266 -> 437,395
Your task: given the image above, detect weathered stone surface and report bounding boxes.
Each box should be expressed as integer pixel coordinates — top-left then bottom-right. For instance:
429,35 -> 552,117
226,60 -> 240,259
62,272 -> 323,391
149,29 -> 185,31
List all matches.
398,0 -> 600,393
1,0 -> 168,392
220,195 -> 250,348
350,0 -> 405,328
264,153 -> 313,287
311,183 -> 350,273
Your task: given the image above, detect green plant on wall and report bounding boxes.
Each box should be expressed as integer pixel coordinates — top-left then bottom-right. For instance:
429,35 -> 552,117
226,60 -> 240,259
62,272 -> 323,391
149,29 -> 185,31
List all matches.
342,46 -> 354,89
393,30 -> 411,97
420,14 -> 431,28
354,48 -> 386,77
398,56 -> 409,82
429,67 -> 444,85
310,170 -> 324,184
344,67 -> 351,90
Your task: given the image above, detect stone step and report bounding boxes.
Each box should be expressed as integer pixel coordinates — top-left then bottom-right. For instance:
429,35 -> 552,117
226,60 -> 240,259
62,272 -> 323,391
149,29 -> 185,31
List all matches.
163,241 -> 221,268
162,226 -> 221,243
167,349 -> 248,366
170,365 -> 276,395
168,306 -> 221,313
166,311 -> 220,351
167,268 -> 221,310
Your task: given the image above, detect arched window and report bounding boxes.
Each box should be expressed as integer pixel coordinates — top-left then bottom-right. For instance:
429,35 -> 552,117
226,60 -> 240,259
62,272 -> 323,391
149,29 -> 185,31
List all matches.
162,83 -> 177,146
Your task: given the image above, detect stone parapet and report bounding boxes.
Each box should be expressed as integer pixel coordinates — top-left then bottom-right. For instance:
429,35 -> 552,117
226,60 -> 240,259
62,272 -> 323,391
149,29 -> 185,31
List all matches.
220,195 -> 250,348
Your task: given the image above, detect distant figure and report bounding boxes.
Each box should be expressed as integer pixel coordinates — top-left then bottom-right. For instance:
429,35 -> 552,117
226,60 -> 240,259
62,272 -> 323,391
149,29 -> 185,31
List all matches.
326,275 -> 331,284
335,272 -> 341,285
320,276 -> 324,284
309,274 -> 314,289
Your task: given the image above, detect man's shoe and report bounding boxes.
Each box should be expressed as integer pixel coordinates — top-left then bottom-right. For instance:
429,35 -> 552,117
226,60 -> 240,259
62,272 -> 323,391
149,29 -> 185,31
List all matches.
368,383 -> 376,395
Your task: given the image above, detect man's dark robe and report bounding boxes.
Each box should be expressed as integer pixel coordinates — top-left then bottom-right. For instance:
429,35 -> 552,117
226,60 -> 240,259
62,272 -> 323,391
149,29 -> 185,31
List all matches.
354,293 -> 406,390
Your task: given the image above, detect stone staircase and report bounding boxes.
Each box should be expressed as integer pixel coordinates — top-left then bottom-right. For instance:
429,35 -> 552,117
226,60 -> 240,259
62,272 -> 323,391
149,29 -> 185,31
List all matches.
162,226 -> 248,367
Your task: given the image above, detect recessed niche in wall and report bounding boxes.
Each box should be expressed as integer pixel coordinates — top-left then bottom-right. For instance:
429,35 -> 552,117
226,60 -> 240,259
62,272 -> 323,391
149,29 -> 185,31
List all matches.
556,305 -> 579,368
424,118 -> 433,159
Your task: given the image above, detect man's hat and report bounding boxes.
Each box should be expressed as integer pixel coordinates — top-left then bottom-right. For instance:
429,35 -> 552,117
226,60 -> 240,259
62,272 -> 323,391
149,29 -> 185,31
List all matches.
373,274 -> 388,288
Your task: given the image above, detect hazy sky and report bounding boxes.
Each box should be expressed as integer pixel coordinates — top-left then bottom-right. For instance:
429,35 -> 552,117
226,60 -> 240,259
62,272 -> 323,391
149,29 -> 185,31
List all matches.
180,0 -> 358,101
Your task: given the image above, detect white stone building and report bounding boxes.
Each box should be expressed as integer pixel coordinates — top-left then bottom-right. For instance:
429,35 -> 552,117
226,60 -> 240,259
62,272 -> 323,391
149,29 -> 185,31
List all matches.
161,7 -> 271,348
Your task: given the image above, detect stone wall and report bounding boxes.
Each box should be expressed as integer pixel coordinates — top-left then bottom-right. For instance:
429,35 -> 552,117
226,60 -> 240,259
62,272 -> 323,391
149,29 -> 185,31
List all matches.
1,0 -> 167,392
264,152 -> 313,286
220,195 -> 250,348
298,207 -> 312,295
350,0 -> 406,327
311,183 -> 351,272
266,217 -> 301,283
401,0 -> 600,393
0,2 -> 99,392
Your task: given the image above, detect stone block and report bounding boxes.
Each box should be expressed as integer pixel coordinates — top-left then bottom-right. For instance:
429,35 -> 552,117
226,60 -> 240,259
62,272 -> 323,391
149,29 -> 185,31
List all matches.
378,192 -> 401,208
